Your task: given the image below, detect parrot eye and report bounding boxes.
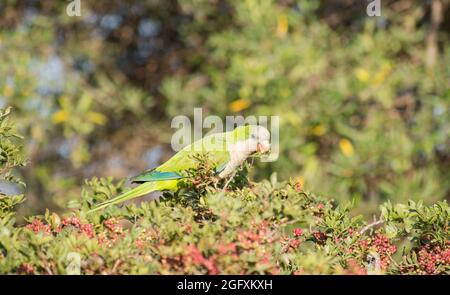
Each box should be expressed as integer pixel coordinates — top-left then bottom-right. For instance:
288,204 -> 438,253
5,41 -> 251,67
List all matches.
251,134 -> 257,139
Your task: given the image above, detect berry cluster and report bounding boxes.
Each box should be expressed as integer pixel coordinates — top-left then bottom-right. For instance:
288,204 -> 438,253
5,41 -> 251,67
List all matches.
216,220 -> 279,274
26,219 -> 51,235
293,228 -> 303,237
404,244 -> 450,274
134,228 -> 152,250
237,221 -> 272,249
164,220 -> 280,275
26,217 -> 94,238
18,263 -> 35,275
358,233 -> 397,269
187,245 -> 219,275
292,181 -> 302,193
347,228 -> 357,236
98,218 -> 124,247
281,228 -> 305,252
312,231 -> 327,245
289,238 -> 301,249
217,242 -> 238,258
343,259 -> 367,275
61,217 -> 95,238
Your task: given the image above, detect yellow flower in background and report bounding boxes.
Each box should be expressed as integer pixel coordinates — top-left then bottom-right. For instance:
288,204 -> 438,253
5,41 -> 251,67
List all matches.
339,138 -> 354,157
374,62 -> 392,85
276,15 -> 288,38
52,110 -> 69,124
229,98 -> 250,112
374,72 -> 384,85
3,85 -> 14,97
31,125 -> 44,142
311,124 -> 326,136
355,68 -> 370,82
285,111 -> 301,127
341,169 -> 353,177
87,111 -> 107,125
381,62 -> 392,74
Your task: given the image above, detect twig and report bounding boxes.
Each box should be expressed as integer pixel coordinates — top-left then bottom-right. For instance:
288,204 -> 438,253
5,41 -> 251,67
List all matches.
111,259 -> 123,274
0,163 -> 15,175
359,219 -> 384,235
43,263 -> 54,275
222,170 -> 237,192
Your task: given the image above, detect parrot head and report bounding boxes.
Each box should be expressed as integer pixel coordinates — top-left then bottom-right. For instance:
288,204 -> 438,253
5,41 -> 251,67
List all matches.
230,125 -> 271,155
249,125 -> 271,154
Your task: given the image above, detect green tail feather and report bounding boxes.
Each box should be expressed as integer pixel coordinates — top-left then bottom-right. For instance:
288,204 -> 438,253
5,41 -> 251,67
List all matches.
87,182 -> 158,213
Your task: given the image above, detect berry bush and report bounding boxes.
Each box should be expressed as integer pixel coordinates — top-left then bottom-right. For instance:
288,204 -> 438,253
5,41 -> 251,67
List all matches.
2,174 -> 449,275
0,108 -> 449,275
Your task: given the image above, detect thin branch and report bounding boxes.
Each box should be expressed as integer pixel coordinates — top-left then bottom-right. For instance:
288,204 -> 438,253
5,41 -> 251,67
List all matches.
111,259 -> 123,274
359,219 -> 384,235
222,170 -> 237,192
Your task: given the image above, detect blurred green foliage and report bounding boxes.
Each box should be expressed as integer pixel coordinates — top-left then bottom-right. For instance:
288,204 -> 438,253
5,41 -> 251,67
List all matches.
0,0 -> 448,215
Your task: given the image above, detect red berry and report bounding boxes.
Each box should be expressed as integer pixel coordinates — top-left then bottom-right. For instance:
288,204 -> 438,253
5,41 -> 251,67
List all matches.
290,239 -> 301,248
293,228 -> 303,237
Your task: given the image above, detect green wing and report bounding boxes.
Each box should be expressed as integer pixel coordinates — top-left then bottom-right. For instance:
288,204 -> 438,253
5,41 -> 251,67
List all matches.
132,132 -> 231,183
131,170 -> 184,183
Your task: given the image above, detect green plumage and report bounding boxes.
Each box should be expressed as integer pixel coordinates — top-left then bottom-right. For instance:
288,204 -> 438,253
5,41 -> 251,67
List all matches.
131,171 -> 184,183
88,126 -> 250,213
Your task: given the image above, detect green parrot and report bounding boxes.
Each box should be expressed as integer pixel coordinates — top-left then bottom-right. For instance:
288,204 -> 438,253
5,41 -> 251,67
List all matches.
88,125 -> 271,212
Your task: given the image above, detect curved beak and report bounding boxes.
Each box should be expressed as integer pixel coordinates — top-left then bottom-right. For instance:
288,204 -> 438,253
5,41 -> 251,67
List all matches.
256,141 -> 270,154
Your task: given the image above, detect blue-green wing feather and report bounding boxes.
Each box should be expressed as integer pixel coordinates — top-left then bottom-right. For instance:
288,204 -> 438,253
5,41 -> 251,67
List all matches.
131,170 -> 185,183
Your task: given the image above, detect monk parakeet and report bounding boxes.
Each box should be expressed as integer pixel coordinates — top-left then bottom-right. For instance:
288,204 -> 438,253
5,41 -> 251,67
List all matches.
89,125 -> 270,212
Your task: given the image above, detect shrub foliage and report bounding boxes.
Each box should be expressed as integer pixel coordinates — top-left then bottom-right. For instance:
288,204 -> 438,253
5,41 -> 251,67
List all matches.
1,113 -> 448,275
